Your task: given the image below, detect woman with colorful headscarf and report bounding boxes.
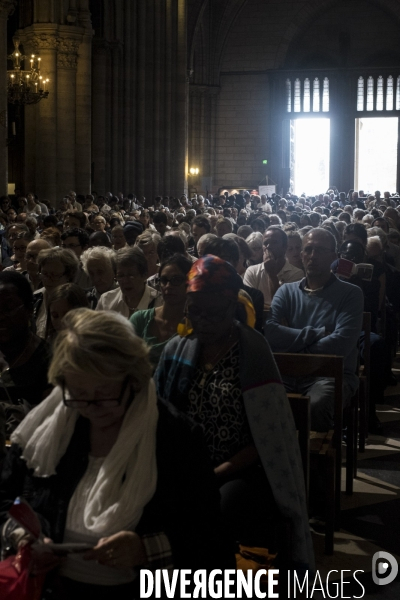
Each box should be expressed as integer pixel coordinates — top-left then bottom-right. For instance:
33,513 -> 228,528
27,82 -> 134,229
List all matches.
155,255 -> 314,573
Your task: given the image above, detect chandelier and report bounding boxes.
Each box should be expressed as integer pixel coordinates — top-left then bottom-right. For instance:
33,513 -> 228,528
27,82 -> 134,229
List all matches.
7,37 -> 49,105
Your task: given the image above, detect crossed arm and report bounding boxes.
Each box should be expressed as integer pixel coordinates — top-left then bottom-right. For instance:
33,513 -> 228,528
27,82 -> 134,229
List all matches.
264,284 -> 364,357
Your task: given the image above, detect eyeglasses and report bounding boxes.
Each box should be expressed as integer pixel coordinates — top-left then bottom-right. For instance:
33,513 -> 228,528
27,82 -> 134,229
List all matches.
40,270 -> 67,280
185,304 -> 232,323
62,377 -> 130,409
158,275 -> 186,287
61,243 -> 81,250
13,246 -> 27,252
25,253 -> 38,261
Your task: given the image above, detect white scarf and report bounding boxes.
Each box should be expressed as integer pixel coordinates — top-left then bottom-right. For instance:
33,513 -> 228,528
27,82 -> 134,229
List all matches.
11,381 -> 158,536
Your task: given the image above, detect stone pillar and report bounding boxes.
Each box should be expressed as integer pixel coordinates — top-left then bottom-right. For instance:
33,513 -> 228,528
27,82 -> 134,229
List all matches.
19,13 -> 92,202
75,4 -> 92,194
174,0 -> 188,196
164,0 -> 172,196
122,0 -> 132,194
153,0 -> 162,196
57,33 -> 80,196
20,27 -> 58,202
91,38 -> 109,194
110,40 -> 122,192
136,0 -> 146,198
0,0 -> 17,196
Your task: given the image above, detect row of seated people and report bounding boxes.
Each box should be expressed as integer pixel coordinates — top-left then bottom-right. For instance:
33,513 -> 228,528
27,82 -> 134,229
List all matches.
0,186 -> 398,594
2,191 -> 398,429
0,258 -> 312,597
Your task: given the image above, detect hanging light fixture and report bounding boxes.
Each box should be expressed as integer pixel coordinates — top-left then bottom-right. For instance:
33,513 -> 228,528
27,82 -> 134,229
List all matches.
7,37 -> 50,105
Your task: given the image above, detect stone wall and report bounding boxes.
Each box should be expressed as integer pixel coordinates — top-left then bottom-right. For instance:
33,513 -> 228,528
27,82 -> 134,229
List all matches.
189,0 -> 400,195
90,0 -> 188,201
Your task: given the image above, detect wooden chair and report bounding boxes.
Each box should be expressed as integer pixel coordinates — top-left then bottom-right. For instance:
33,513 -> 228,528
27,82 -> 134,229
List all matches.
341,312 -> 371,494
358,312 -> 371,453
287,394 -> 310,501
273,353 -> 343,555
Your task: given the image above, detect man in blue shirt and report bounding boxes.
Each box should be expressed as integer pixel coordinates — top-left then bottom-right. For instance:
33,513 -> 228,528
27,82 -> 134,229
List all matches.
265,228 -> 363,431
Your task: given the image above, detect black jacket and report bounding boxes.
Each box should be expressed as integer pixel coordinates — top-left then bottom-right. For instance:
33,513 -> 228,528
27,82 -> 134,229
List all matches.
0,401 -> 235,572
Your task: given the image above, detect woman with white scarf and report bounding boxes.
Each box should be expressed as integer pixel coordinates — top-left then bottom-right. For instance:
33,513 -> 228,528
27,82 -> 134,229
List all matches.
0,309 -> 233,598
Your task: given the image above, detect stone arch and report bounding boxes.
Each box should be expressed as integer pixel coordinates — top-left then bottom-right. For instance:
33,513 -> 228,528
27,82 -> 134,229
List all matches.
189,0 -> 248,85
274,0 -> 400,69
188,0 -> 208,70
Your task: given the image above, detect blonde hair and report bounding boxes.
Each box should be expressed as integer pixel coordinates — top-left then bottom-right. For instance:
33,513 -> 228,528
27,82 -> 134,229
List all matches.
48,308 -> 152,390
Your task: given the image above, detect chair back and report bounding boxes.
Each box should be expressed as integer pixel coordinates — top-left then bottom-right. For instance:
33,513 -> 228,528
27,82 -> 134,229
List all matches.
287,394 -> 310,500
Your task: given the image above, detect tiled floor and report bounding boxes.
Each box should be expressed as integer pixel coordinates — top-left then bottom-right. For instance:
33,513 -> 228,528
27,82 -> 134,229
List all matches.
310,388 -> 400,598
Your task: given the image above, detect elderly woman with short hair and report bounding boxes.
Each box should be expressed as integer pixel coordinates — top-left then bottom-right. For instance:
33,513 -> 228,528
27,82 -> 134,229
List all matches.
81,246 -> 118,309
245,231 -> 264,265
92,215 -> 107,232
96,246 -> 162,318
33,247 -> 79,339
111,225 -> 126,251
135,230 -> 161,277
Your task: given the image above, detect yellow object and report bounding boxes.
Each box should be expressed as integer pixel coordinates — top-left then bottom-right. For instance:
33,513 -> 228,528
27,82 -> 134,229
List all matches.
238,290 -> 256,328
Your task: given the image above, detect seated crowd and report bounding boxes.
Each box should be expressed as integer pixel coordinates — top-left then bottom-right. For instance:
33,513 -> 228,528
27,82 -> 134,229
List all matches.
0,185 -> 398,594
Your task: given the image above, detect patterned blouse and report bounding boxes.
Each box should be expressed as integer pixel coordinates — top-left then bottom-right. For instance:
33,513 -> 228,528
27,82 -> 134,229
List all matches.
187,343 -> 252,466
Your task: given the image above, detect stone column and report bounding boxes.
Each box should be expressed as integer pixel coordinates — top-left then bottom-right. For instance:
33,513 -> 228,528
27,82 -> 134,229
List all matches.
174,0 -> 188,196
110,40 -> 123,192
56,33 -> 80,196
164,0 -> 172,196
20,26 -> 58,202
153,0 -> 162,196
91,38 -> 109,194
122,0 -> 132,194
0,0 -> 17,196
136,0 -> 146,198
75,4 -> 92,194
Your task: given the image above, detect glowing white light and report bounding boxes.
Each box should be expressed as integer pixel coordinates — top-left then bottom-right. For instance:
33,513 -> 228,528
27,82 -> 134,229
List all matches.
293,118 -> 330,195
356,117 -> 398,193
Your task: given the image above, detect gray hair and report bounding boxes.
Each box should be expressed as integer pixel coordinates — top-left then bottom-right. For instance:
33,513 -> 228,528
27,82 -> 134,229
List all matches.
37,247 -> 79,282
115,245 -> 148,277
197,233 -> 217,257
245,231 -> 263,251
135,230 -> 161,249
81,245 -> 117,275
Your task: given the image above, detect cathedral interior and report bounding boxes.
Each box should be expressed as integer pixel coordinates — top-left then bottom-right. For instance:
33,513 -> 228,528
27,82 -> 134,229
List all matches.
1,1 -> 400,597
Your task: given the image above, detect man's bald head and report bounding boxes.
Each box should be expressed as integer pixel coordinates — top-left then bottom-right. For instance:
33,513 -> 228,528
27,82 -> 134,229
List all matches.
26,238 -> 52,276
302,227 -> 337,253
27,238 -> 52,253
301,228 -> 337,279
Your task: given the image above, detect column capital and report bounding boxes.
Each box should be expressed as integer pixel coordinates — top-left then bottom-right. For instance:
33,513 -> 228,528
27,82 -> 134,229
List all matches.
57,35 -> 81,69
0,0 -> 16,18
20,31 -> 59,52
19,25 -> 84,69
